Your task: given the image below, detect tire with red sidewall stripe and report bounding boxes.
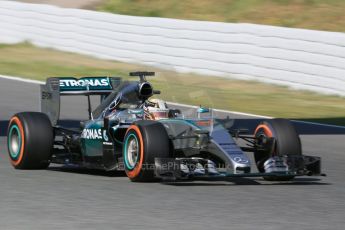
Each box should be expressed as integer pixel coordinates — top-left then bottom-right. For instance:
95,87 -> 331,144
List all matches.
7,112 -> 53,169
123,120 -> 170,182
254,118 -> 301,181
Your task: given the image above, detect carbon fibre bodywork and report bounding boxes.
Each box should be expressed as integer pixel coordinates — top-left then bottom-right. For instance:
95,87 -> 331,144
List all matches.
39,72 -> 323,180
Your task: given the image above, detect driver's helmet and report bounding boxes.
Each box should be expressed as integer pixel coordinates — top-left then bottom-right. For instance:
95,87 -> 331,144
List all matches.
144,98 -> 169,120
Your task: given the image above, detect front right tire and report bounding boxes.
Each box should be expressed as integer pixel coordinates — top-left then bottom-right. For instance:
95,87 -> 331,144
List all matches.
254,118 -> 302,181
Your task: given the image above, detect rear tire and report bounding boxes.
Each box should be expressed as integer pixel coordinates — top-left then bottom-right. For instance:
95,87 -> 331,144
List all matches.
7,112 -> 53,169
123,120 -> 170,182
254,118 -> 301,181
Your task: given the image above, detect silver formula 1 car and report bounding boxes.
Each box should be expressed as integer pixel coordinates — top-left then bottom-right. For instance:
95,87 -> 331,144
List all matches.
7,72 -> 322,182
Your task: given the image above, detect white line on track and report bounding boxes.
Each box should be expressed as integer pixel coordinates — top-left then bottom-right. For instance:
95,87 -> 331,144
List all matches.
1,74 -> 344,129
167,102 -> 271,118
290,120 -> 345,129
0,74 -> 44,85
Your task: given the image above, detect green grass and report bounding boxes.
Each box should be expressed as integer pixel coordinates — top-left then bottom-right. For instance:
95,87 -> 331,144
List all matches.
1,43 -> 345,126
97,0 -> 345,32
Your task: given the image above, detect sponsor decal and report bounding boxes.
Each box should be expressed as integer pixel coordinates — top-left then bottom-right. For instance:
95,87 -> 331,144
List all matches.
81,128 -> 102,140
195,120 -> 211,127
41,91 -> 52,100
102,142 -> 113,146
103,130 -> 109,142
59,77 -> 112,91
233,156 -> 249,164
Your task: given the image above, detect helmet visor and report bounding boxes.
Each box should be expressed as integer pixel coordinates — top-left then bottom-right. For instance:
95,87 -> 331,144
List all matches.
151,111 -> 169,119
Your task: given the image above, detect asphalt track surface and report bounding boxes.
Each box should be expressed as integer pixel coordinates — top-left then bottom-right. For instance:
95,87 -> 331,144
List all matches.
0,77 -> 345,230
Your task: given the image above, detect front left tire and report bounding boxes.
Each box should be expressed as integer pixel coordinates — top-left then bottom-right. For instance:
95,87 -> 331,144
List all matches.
123,120 -> 170,182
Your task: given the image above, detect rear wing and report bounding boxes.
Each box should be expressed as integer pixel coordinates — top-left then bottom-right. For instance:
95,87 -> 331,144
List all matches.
40,77 -> 121,125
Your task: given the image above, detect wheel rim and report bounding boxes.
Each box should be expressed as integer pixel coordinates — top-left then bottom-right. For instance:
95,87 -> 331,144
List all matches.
8,125 -> 21,159
256,132 -> 267,146
254,125 -> 275,172
255,124 -> 275,155
124,134 -> 139,170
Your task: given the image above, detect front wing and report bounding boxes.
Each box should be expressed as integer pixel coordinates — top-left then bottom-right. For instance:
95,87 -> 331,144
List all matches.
154,155 -> 323,180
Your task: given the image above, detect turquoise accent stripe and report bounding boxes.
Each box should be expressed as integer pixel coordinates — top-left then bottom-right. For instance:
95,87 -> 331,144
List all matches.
124,133 -> 139,170
8,124 -> 21,159
160,119 -> 199,128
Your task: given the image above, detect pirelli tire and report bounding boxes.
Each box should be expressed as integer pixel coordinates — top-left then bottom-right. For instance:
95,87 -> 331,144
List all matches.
123,120 -> 170,182
7,112 -> 53,169
254,118 -> 302,181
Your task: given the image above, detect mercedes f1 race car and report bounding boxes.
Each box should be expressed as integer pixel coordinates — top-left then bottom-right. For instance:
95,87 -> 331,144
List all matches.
7,72 -> 322,182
